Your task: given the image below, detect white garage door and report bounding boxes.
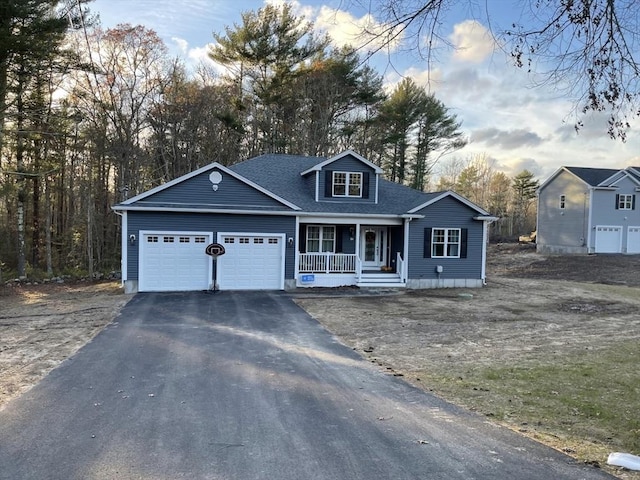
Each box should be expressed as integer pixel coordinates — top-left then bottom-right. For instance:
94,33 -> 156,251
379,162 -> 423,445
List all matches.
217,234 -> 284,290
139,232 -> 212,292
594,226 -> 622,253
627,227 -> 640,254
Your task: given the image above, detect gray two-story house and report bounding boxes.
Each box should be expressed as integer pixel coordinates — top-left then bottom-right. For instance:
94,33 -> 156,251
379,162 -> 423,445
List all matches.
537,166 -> 640,254
112,150 -> 496,292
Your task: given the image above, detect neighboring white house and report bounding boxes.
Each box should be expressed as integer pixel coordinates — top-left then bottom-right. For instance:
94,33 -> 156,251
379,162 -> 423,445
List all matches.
537,166 -> 640,254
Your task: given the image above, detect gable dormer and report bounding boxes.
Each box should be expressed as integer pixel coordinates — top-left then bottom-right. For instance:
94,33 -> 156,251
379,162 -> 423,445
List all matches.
300,150 -> 383,203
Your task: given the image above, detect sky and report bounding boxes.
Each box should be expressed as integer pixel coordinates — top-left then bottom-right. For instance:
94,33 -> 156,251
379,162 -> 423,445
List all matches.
88,0 -> 640,182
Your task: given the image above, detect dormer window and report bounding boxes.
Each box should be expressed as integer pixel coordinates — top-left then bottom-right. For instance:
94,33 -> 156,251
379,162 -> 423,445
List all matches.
333,172 -> 362,197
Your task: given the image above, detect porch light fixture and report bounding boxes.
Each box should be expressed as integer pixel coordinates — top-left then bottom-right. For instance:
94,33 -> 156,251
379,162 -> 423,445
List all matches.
288,237 -> 294,247
349,227 -> 355,240
129,234 -> 136,245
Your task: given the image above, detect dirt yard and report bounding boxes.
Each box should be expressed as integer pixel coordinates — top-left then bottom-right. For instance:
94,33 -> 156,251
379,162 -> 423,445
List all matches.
0,281 -> 129,409
1,244 -> 639,478
296,244 -> 640,479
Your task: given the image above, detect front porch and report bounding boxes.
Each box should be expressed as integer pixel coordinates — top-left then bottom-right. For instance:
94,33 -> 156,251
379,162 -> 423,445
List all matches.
297,252 -> 405,287
295,222 -> 407,287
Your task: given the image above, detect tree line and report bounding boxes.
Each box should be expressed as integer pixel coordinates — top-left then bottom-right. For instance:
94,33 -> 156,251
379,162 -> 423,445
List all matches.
0,1 -> 538,280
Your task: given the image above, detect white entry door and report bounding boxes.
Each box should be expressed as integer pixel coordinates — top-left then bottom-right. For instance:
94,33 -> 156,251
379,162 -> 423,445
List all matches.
627,227 -> 640,253
216,234 -> 285,290
594,226 -> 622,253
360,227 -> 386,269
139,232 -> 212,292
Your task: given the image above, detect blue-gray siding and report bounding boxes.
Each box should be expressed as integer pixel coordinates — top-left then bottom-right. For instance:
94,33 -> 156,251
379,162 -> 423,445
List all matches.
138,168 -> 290,210
408,197 -> 483,279
537,170 -> 589,249
538,172 -> 640,252
127,211 -> 296,280
318,155 -> 377,203
590,178 -> 640,217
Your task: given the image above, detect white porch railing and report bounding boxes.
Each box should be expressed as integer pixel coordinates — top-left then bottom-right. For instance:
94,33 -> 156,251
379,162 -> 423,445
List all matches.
299,253 -> 357,273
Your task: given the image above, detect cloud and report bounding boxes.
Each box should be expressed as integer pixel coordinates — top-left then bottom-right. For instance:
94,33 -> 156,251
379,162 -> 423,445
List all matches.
186,44 -> 229,74
472,127 -> 544,150
449,20 -> 495,63
171,37 -> 188,55
313,6 -> 403,53
498,157 -> 544,177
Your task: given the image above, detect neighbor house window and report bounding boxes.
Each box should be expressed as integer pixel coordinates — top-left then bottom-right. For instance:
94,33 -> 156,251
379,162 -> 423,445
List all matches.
306,226 -> 335,252
332,172 -> 362,197
559,195 -> 566,209
617,194 -> 635,210
431,228 -> 461,258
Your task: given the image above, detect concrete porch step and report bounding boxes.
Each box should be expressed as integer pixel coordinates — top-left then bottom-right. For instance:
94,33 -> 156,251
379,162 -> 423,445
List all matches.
357,273 -> 405,288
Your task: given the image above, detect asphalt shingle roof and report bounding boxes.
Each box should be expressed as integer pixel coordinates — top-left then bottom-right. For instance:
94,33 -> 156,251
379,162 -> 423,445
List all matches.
230,153 -> 442,215
565,166 -> 620,186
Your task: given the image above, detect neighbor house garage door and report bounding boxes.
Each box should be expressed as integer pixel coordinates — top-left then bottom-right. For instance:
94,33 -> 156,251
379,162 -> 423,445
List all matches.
139,231 -> 212,292
594,226 -> 622,253
627,227 -> 640,254
217,234 -> 285,290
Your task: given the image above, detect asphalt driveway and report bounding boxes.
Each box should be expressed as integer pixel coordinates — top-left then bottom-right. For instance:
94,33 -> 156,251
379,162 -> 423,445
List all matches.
0,291 -> 613,480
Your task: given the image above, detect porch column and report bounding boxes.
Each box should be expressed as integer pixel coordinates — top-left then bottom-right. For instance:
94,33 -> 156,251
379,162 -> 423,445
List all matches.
355,223 -> 361,257
403,218 -> 411,282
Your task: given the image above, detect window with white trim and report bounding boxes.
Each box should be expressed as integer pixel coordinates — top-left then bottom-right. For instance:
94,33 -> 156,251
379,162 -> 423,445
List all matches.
306,226 -> 335,253
432,228 -> 461,258
559,195 -> 566,209
332,172 -> 362,197
618,194 -> 634,210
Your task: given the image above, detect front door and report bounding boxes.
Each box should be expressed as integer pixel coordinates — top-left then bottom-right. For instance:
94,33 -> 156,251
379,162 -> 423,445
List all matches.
361,227 -> 386,269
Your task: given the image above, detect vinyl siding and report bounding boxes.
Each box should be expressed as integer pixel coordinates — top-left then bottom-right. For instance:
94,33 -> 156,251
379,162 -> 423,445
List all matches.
127,211 -> 295,280
590,177 -> 640,251
537,170 -> 589,250
136,167 -> 290,210
318,154 -> 377,203
407,196 -> 483,279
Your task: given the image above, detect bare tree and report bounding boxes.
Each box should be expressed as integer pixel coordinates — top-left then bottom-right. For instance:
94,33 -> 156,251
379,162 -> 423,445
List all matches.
348,0 -> 640,140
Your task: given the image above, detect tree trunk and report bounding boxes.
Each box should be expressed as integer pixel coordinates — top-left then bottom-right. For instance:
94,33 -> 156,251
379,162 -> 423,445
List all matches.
45,177 -> 53,276
16,67 -> 27,278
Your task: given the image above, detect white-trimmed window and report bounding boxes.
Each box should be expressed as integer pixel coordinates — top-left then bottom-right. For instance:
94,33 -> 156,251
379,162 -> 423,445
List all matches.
618,194 -> 634,210
306,226 -> 335,253
432,228 -> 461,258
559,195 -> 566,209
332,172 -> 362,197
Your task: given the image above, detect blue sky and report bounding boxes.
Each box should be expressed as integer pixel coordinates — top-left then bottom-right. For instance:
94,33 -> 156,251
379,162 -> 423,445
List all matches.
89,0 -> 640,181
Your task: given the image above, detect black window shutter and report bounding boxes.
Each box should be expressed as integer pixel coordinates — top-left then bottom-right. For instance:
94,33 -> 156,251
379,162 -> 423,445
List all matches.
423,228 -> 432,258
633,195 -> 637,210
325,170 -> 333,198
362,172 -> 370,199
460,228 -> 468,258
335,226 -> 343,253
615,194 -> 620,209
299,225 -> 307,253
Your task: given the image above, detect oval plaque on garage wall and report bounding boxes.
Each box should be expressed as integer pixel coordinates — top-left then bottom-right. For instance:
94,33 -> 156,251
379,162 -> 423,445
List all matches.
205,243 -> 226,257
